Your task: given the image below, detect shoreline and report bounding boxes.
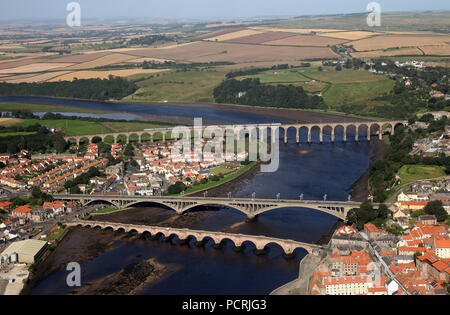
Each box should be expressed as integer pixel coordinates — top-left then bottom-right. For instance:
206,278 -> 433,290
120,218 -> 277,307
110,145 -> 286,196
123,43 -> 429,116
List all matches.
0,95 -> 377,124
348,138 -> 389,202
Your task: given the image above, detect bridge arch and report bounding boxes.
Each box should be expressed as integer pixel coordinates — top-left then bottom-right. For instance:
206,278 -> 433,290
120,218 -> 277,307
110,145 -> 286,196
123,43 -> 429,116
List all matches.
83,199 -> 120,209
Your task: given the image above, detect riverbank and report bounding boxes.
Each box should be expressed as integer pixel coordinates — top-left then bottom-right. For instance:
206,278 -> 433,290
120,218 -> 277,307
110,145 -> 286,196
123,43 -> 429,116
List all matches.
189,161 -> 261,197
68,258 -> 173,295
22,226 -> 134,294
270,252 -> 324,295
125,101 -> 376,124
348,138 -> 389,202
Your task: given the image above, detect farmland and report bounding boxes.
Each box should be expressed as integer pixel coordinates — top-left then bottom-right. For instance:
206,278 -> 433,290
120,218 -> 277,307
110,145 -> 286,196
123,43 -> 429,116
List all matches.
0,11 -> 447,117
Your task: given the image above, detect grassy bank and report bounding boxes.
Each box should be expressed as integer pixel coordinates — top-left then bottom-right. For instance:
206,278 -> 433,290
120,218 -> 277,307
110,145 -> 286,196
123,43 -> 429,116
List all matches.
167,161 -> 258,196
12,119 -> 170,137
0,102 -> 114,114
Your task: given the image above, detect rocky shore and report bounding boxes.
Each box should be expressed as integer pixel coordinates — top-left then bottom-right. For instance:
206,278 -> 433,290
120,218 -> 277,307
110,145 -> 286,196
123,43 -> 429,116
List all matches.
348,138 -> 389,202
69,258 -> 171,295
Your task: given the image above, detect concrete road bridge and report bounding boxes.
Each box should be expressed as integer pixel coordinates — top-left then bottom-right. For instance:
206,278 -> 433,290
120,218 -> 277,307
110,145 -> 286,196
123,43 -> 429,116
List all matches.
64,120 -> 407,145
68,220 -> 324,255
53,194 -> 379,220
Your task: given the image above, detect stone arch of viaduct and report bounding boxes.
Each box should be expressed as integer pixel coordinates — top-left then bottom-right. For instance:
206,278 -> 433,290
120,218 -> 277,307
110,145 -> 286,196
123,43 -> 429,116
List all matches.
64,121 -> 407,145
69,221 -> 319,255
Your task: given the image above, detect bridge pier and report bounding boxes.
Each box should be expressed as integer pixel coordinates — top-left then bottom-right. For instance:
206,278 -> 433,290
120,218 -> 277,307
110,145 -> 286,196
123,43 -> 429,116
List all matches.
283,252 -> 295,259
246,214 -> 258,222
254,248 -> 267,256
213,242 -> 224,249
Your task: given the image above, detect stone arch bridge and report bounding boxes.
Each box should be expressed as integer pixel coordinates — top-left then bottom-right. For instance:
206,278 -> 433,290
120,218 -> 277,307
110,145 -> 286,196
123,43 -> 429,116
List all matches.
64,120 -> 407,145
53,194 -> 380,220
68,220 -> 324,255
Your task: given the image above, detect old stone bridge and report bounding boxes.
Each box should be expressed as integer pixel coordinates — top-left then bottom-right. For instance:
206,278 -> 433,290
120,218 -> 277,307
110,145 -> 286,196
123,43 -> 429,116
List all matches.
64,120 -> 407,145
68,220 -> 324,255
54,194 -> 378,220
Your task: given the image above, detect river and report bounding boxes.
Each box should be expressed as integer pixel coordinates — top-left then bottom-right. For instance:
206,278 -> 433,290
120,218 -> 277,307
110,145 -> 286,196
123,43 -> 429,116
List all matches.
2,96 -> 375,295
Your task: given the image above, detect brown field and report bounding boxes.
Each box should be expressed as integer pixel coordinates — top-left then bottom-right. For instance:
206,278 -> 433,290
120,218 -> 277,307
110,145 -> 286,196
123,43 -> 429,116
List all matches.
223,32 -> 295,44
204,30 -> 262,42
0,118 -> 23,127
0,58 -> 44,70
127,57 -> 174,63
351,48 -> 424,58
0,62 -> 74,74
249,27 -> 345,34
4,71 -> 72,83
198,28 -> 244,40
0,73 -> 40,82
419,45 -> 450,56
61,53 -> 136,70
351,35 -> 450,51
49,69 -> 169,81
320,31 -> 381,40
40,52 -> 111,63
205,23 -> 245,28
265,34 -> 346,46
125,41 -> 338,63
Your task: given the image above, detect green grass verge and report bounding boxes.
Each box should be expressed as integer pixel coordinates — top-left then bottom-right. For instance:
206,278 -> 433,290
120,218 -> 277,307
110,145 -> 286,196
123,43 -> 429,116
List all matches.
14,119 -> 171,136
397,164 -> 446,186
0,102 -> 114,114
92,206 -> 122,214
168,161 -> 258,196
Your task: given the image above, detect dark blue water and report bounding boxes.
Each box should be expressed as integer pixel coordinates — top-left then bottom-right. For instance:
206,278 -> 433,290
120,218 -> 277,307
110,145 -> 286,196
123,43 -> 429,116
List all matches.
0,96 -> 280,124
18,96 -> 373,294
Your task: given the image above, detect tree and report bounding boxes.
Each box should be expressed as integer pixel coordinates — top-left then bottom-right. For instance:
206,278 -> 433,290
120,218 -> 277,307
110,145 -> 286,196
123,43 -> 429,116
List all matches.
168,182 -> 186,194
424,200 -> 448,222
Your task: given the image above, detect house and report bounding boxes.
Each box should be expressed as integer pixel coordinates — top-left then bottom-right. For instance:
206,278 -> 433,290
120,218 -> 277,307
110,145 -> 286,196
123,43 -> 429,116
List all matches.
364,223 -> 381,239
10,205 -> 33,220
419,215 -> 437,226
416,251 -> 450,282
430,192 -> 450,204
433,239 -> 450,259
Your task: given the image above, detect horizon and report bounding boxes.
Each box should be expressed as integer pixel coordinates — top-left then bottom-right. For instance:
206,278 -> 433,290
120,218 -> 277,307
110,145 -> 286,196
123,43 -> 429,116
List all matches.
0,0 -> 449,23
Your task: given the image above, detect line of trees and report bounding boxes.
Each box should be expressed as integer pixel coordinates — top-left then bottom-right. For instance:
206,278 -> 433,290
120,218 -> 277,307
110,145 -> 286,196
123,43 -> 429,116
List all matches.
0,124 -> 68,154
0,76 -> 137,101
213,78 -> 327,110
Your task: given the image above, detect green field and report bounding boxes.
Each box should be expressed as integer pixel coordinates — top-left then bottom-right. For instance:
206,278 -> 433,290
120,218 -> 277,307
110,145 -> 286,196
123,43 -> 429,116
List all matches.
124,70 -> 226,103
210,166 -> 235,176
167,161 -> 257,196
0,102 -> 114,114
92,206 -> 122,214
0,131 -> 37,137
15,119 -> 170,136
238,69 -> 310,84
323,79 -> 395,107
397,165 -> 446,186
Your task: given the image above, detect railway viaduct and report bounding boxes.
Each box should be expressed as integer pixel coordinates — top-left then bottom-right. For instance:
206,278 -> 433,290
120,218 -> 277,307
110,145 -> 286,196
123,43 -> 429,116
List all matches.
64,120 -> 407,145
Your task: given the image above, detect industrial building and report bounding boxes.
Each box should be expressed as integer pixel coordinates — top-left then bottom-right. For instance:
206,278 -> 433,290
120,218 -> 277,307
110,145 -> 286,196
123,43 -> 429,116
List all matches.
1,239 -> 48,264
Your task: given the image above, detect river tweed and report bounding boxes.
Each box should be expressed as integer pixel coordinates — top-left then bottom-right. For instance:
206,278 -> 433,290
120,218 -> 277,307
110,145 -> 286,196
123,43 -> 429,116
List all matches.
10,97 -> 378,295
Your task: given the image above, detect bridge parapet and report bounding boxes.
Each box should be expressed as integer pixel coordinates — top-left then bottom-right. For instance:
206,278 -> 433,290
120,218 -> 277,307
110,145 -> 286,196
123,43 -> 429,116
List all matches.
68,220 -> 322,256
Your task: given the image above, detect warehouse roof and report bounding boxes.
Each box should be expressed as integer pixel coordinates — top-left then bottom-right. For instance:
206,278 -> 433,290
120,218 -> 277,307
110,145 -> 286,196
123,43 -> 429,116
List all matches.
2,239 -> 47,259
